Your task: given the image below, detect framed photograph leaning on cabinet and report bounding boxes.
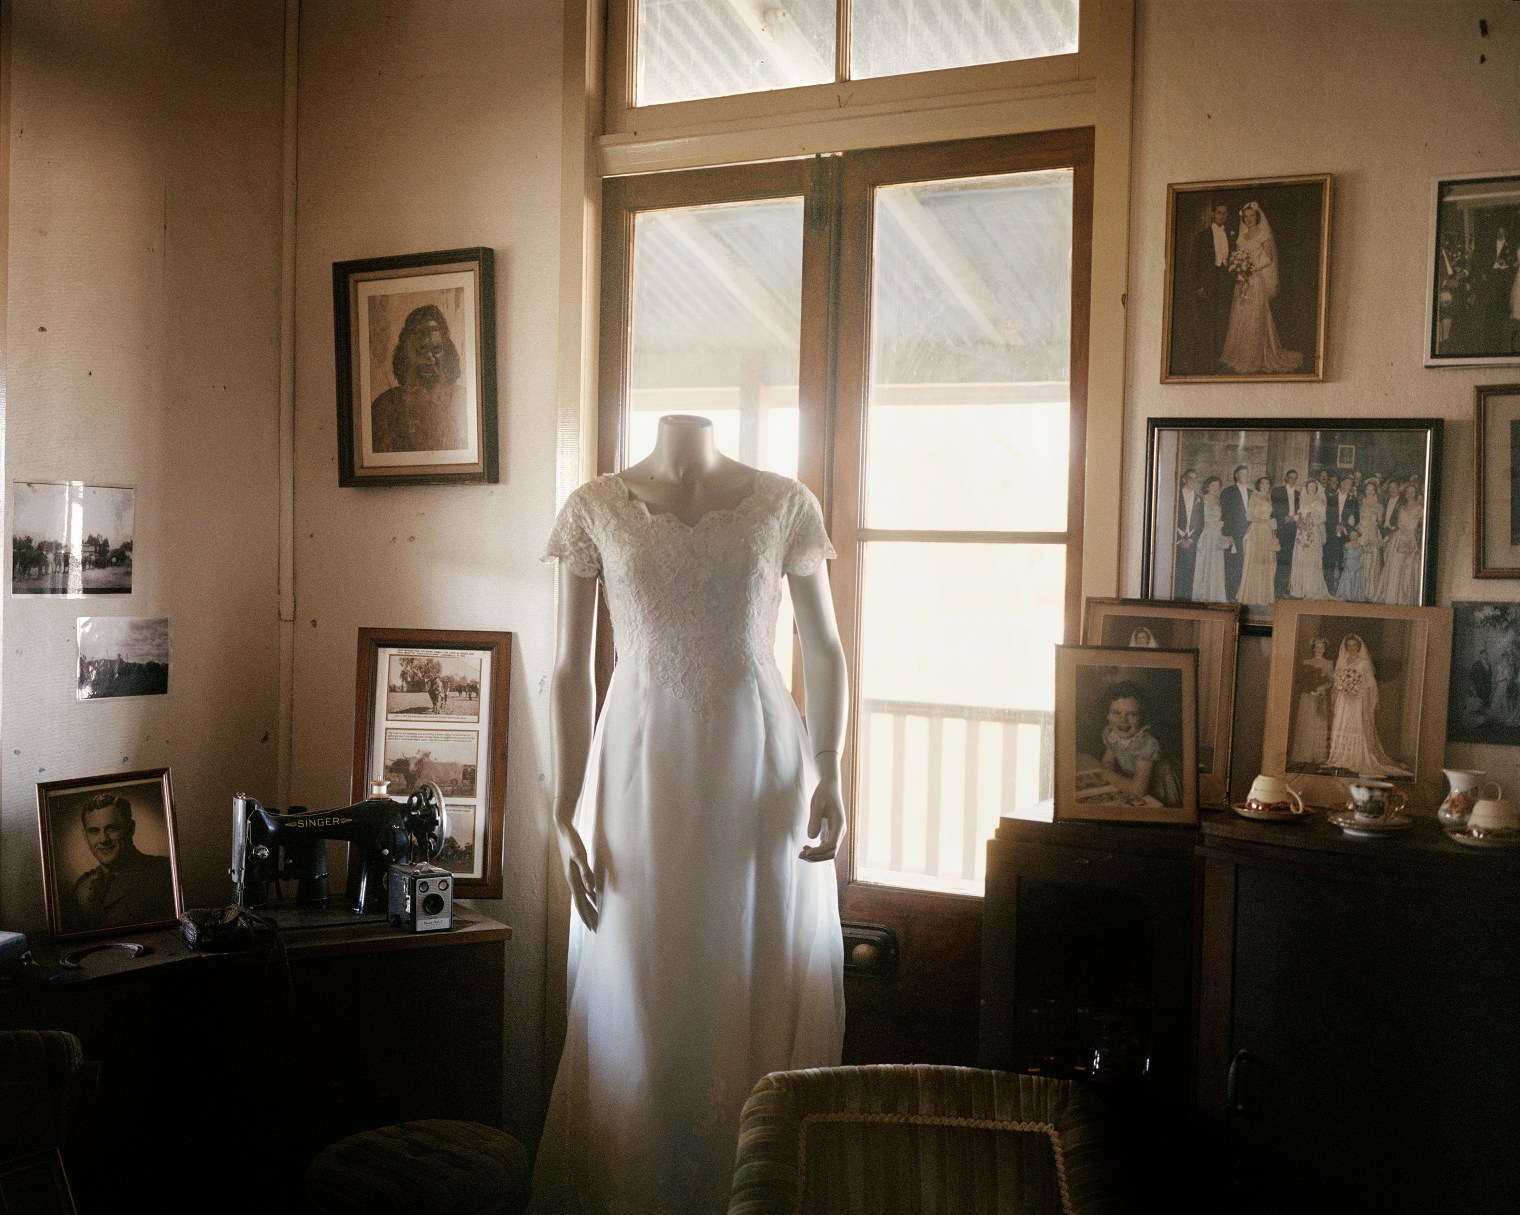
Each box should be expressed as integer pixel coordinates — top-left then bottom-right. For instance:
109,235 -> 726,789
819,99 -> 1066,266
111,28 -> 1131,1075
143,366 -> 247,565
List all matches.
1082,598 -> 1239,809
1054,644 -> 1198,827
1473,383 -> 1520,577
1263,600 -> 1452,814
1425,171 -> 1520,367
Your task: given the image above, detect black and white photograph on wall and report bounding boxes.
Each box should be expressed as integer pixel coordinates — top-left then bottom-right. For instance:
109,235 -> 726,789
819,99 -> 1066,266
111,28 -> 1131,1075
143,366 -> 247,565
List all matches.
1081,598 -> 1240,808
1265,600 -> 1453,813
11,482 -> 134,597
37,768 -> 182,942
1054,645 -> 1198,826
1426,171 -> 1520,366
1144,418 -> 1443,629
384,650 -> 483,723
381,729 -> 479,799
76,617 -> 169,699
1162,175 -> 1331,382
437,805 -> 479,879
1448,602 -> 1520,746
333,247 -> 498,487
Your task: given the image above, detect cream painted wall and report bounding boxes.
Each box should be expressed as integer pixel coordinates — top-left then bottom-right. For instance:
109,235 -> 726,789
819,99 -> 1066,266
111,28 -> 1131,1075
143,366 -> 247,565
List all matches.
288,1 -> 562,1142
1124,0 -> 1520,801
1,4 -> 285,928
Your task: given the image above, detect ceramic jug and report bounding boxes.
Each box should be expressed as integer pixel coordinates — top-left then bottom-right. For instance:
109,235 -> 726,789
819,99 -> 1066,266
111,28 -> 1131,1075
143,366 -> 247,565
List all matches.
1437,768 -> 1485,830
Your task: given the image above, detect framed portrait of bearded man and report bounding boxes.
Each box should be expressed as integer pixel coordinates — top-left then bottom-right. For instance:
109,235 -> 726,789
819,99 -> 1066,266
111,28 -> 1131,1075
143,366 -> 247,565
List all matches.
334,246 -> 499,487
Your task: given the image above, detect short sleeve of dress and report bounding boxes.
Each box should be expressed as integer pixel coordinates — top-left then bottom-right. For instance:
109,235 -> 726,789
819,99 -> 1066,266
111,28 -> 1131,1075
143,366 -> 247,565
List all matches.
783,481 -> 837,576
1130,729 -> 1162,764
542,486 -> 602,579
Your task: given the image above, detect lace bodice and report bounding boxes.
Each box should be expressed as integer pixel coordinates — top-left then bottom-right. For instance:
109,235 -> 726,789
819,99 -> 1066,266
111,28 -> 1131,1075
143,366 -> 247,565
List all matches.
543,471 -> 834,715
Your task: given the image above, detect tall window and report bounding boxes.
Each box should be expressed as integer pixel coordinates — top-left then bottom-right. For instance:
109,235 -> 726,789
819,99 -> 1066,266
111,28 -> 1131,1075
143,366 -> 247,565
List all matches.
600,130 -> 1091,900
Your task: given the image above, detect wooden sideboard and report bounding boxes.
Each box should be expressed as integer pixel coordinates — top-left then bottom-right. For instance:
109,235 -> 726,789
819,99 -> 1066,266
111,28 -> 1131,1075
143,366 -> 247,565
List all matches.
0,909 -> 511,1214
982,810 -> 1520,1213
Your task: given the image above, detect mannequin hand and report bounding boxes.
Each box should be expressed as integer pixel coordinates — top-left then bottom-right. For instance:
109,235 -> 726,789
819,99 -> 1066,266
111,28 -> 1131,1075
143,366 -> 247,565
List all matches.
801,767 -> 845,863
556,819 -> 599,931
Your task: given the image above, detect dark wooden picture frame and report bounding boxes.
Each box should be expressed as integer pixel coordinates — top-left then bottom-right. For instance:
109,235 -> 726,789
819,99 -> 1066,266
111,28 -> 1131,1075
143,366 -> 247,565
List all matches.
333,247 -> 498,487
1263,600 -> 1453,814
352,627 -> 511,899
1081,597 -> 1240,809
1474,383 -> 1520,577
1144,417 -> 1443,631
36,768 -> 182,942
1162,174 -> 1331,382
1425,170 -> 1520,366
1054,644 -> 1198,826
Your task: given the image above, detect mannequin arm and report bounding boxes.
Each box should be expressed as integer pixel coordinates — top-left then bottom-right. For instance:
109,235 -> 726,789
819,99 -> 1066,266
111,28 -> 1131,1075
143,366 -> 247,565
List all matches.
550,560 -> 601,930
788,565 -> 848,863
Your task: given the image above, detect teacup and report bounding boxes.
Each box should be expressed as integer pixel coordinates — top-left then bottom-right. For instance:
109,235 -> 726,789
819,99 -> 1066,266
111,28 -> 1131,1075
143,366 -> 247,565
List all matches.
1468,782 -> 1518,832
1347,779 -> 1405,822
1246,774 -> 1303,814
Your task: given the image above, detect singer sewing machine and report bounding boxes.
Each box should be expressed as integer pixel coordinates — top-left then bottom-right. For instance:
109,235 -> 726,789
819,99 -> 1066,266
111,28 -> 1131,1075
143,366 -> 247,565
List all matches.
230,783 -> 446,915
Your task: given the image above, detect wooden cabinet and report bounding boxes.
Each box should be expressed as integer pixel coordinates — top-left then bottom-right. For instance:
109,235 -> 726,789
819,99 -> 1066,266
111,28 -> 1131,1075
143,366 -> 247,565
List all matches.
979,816 -> 1200,1206
1197,816 -> 1520,1214
0,911 -> 511,1214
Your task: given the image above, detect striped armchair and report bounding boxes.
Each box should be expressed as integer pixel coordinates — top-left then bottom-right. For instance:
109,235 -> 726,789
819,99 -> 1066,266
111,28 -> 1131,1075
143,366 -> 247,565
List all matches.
728,1064 -> 1130,1215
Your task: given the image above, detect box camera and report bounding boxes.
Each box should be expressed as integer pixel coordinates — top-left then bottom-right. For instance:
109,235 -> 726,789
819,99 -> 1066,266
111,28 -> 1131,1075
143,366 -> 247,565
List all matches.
388,862 -> 453,932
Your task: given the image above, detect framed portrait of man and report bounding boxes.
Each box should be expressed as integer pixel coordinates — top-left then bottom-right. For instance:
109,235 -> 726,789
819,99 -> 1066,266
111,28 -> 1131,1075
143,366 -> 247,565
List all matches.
37,769 -> 182,942
1161,174 -> 1331,383
333,247 -> 498,487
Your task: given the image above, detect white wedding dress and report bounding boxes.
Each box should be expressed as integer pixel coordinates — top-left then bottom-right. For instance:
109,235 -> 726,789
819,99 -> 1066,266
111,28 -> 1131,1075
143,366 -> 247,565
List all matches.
535,471 -> 846,1215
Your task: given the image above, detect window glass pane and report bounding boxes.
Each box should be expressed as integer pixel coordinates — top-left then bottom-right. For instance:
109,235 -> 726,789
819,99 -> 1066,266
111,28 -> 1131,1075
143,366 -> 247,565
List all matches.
854,541 -> 1065,894
864,169 -> 1073,531
627,198 -> 806,682
637,0 -> 835,106
851,0 -> 1079,80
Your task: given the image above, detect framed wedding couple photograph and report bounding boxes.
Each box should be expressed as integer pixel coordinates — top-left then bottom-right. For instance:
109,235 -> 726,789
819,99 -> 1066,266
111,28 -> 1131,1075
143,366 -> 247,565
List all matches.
1082,598 -> 1240,809
1161,174 -> 1331,383
1142,417 -> 1443,630
1262,600 -> 1452,814
1424,170 -> 1520,366
1054,644 -> 1199,827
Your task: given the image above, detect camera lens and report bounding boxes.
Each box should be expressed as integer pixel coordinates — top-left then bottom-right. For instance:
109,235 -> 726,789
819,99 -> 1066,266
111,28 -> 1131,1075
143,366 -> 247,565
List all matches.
423,893 -> 445,916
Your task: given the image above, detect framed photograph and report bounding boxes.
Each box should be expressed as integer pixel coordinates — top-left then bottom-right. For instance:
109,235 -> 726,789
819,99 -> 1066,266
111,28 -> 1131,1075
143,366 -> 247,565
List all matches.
352,628 -> 511,899
11,482 -> 134,596
1162,174 -> 1331,382
333,247 -> 498,487
1264,600 -> 1453,813
1144,418 -> 1443,630
1447,602 -> 1520,746
0,1150 -> 77,1215
1425,171 -> 1520,366
1474,383 -> 1520,577
1054,644 -> 1198,826
1082,598 -> 1240,809
37,769 -> 182,942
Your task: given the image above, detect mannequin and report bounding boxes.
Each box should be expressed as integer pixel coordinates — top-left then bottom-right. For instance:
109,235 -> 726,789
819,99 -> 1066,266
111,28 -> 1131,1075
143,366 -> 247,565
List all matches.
536,414 -> 848,1214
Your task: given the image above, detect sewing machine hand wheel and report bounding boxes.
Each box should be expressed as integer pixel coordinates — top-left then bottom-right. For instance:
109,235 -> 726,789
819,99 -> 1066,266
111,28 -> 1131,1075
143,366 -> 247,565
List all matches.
408,781 -> 448,860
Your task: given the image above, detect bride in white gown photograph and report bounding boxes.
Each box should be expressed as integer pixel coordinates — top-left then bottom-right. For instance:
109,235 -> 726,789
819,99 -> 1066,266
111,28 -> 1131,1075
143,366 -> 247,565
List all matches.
535,415 -> 846,1215
1220,200 -> 1305,375
1323,634 -> 1409,777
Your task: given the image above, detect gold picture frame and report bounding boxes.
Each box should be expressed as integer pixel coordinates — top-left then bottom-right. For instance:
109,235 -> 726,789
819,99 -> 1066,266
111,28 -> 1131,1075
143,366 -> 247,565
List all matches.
1082,598 -> 1240,809
1263,600 -> 1453,813
1054,644 -> 1199,826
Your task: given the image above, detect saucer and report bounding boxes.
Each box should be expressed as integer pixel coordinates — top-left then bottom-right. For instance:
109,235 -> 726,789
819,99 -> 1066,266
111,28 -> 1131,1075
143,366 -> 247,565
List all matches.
1328,809 -> 1414,838
1232,802 -> 1311,822
1445,825 -> 1520,849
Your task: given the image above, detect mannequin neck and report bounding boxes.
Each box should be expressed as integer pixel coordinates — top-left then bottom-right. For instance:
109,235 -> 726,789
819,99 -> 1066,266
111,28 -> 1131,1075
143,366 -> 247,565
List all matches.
646,414 -> 722,482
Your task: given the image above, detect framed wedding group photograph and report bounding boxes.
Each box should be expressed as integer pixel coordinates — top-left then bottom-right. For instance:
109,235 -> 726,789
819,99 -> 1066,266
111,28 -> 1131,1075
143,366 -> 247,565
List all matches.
1143,418 -> 1443,630
352,627 -> 511,899
1162,174 -> 1331,383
